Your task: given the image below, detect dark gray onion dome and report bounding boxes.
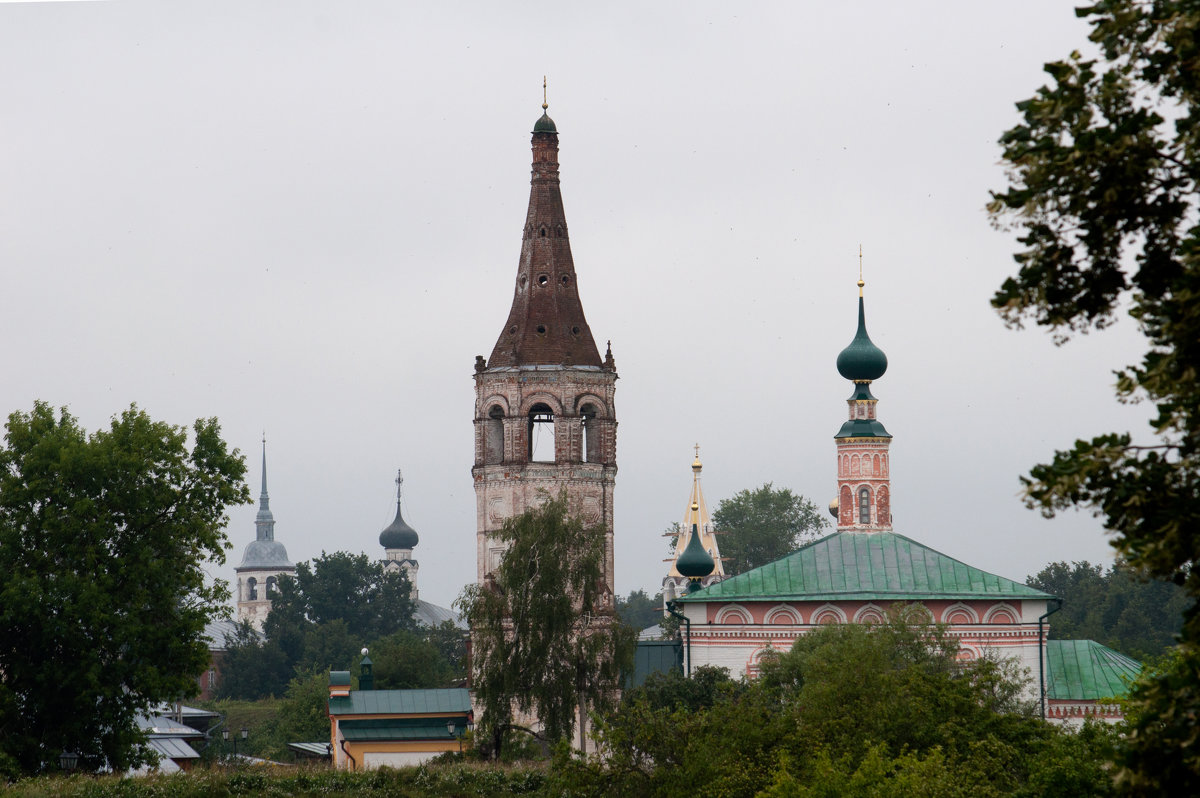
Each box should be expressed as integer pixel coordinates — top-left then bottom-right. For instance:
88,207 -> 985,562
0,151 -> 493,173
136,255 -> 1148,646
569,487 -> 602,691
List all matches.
238,538 -> 293,569
380,504 -> 419,550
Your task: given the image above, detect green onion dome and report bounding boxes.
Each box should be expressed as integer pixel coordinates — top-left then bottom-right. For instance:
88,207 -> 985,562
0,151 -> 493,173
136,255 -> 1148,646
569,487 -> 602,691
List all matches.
533,112 -> 557,134
676,520 -> 715,579
836,293 -> 888,382
379,504 -> 419,550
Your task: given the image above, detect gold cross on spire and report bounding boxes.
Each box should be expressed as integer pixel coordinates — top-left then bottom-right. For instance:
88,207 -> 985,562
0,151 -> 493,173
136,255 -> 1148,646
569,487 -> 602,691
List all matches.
542,76 -> 548,110
858,244 -> 865,296
395,469 -> 404,501
694,443 -> 700,459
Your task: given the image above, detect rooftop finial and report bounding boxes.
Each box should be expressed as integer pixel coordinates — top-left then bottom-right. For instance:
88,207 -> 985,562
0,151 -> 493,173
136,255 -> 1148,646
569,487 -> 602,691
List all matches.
542,76 -> 548,110
693,443 -> 702,472
395,469 -> 404,503
858,244 -> 865,297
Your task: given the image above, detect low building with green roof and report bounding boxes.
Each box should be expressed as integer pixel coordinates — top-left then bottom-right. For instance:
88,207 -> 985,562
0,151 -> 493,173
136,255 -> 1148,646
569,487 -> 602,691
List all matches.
327,664 -> 472,770
1045,639 -> 1143,725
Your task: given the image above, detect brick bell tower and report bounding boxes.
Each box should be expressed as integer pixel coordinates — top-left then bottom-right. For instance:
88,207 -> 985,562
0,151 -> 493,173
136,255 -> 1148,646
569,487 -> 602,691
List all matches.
472,97 -> 618,600
831,273 -> 893,532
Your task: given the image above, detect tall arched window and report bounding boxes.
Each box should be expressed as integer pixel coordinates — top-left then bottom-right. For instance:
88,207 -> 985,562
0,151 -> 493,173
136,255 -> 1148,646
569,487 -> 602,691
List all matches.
528,403 -> 555,462
485,405 -> 504,464
246,577 -> 258,601
266,576 -> 278,595
858,487 -> 871,525
580,403 -> 598,463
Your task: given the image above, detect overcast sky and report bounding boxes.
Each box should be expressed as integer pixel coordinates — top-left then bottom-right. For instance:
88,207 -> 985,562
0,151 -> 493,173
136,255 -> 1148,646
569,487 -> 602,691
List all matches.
0,1 -> 1151,612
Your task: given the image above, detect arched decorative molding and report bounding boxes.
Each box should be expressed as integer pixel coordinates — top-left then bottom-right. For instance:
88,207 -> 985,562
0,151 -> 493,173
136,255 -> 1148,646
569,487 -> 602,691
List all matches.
715,605 -> 751,625
943,602 -> 980,625
519,393 -> 565,417
853,603 -> 886,624
746,645 -> 779,678
765,605 -> 801,625
957,645 -> 979,662
851,454 -> 861,476
983,604 -> 1019,624
896,603 -> 933,624
811,604 -> 847,625
573,394 -> 609,418
479,395 -> 510,417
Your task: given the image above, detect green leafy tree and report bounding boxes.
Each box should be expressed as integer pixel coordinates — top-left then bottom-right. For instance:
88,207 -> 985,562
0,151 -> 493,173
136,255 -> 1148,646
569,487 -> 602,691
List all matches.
266,551 -> 417,645
215,620 -> 291,701
989,2 -> 1200,790
552,608 -> 1114,798
457,491 -> 636,757
370,628 -> 460,689
615,588 -> 664,631
1027,560 -> 1190,659
224,551 -> 419,698
257,669 -> 334,760
0,402 -> 249,775
712,483 -> 828,574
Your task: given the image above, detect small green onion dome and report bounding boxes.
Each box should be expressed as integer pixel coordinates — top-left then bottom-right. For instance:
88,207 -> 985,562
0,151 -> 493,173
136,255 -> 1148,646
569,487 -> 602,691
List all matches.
533,112 -> 557,133
836,294 -> 888,382
676,522 -> 715,579
379,504 -> 419,550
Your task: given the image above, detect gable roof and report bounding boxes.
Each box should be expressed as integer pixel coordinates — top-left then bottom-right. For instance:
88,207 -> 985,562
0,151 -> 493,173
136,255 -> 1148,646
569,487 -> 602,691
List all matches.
676,531 -> 1052,603
1046,639 -> 1143,701
328,687 -> 471,717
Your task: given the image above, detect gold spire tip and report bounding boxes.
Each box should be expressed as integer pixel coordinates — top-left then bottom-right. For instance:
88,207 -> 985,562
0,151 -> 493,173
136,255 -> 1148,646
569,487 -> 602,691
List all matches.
857,245 -> 865,296
542,76 -> 548,110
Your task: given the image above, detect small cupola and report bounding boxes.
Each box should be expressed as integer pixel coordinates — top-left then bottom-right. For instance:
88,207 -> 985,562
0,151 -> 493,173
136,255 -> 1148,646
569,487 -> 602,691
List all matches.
533,77 -> 556,133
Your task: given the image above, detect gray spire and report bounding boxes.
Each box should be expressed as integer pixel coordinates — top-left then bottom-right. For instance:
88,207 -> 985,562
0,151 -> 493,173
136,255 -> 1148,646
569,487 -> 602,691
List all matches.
237,435 -> 292,570
255,436 -> 275,541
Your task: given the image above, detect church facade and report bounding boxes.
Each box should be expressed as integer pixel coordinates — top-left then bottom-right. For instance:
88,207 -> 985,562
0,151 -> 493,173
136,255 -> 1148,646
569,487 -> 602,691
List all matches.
471,100 -> 617,602
675,280 -> 1053,697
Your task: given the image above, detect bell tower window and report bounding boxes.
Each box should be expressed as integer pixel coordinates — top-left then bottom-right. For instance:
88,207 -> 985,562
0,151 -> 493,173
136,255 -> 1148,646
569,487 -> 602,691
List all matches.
246,577 -> 258,601
858,487 -> 871,525
266,576 -> 277,595
528,403 -> 555,463
581,404 -> 598,463
485,405 -> 505,464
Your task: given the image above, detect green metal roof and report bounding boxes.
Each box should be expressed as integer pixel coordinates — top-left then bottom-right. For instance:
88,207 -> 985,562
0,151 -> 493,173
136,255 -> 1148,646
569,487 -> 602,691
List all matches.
328,687 -> 471,717
1046,639 -> 1143,701
676,531 -> 1053,603
834,418 -> 892,439
338,717 -> 463,742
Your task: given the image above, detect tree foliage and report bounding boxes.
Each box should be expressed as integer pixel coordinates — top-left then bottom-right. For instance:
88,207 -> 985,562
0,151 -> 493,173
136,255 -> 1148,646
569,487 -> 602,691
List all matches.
615,588 -> 663,631
220,552 -> 424,700
989,2 -> 1200,789
549,609 -> 1115,798
1027,560 -> 1190,659
0,402 -> 249,775
457,491 -> 636,756
712,483 -> 828,574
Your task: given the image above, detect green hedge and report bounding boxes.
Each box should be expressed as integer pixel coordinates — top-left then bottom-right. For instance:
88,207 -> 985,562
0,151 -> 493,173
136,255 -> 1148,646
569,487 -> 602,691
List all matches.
1,763 -> 547,798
